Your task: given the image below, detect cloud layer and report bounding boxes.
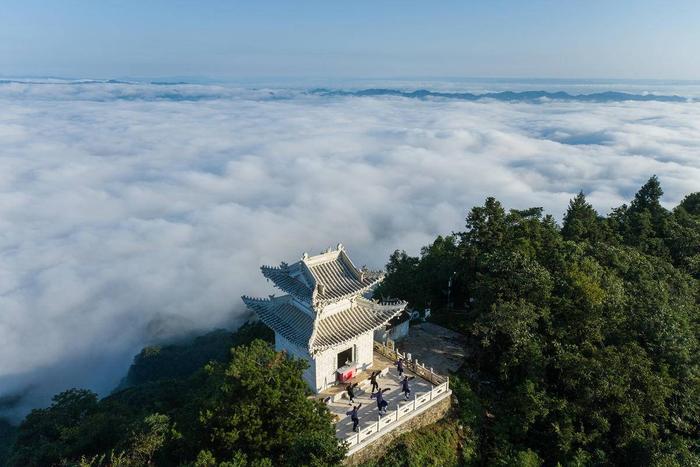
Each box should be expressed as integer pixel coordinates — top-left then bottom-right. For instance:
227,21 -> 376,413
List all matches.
1,81 -> 699,420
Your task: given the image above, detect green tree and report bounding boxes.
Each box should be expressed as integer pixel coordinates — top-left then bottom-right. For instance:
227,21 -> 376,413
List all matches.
678,192 -> 700,216
67,413 -> 175,467
0,418 -> 18,466
9,389 -> 102,466
7,325 -> 337,467
379,178 -> 700,465
616,176 -> 673,258
670,194 -> 700,278
562,191 -> 603,243
375,249 -> 423,306
194,340 -> 345,466
462,197 -> 508,253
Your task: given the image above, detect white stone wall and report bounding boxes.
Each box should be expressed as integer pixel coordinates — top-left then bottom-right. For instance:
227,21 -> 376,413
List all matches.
314,347 -> 338,391
275,333 -> 316,391
314,330 -> 374,392
375,320 -> 410,342
355,331 -> 374,370
275,330 -> 375,393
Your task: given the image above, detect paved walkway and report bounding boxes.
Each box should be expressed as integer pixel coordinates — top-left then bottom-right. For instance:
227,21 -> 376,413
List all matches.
395,322 -> 467,374
327,365 -> 434,439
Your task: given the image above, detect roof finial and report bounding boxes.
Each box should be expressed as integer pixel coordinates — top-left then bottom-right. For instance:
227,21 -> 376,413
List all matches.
302,252 -> 309,260
336,242 -> 344,251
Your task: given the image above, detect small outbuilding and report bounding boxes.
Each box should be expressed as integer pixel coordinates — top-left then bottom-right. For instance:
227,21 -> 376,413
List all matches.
374,309 -> 411,343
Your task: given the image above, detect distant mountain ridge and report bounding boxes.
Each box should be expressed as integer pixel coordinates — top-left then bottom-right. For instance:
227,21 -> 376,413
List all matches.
311,88 -> 693,103
0,79 -> 696,103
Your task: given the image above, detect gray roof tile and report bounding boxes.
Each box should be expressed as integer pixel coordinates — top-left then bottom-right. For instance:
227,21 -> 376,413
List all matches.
241,296 -> 314,349
311,299 -> 406,351
243,245 -> 406,354
261,246 -> 383,307
260,264 -> 313,302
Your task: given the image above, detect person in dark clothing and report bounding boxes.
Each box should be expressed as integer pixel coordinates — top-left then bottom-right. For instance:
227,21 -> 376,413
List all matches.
346,403 -> 362,432
396,358 -> 405,377
368,370 -> 380,393
346,382 -> 359,405
371,387 -> 390,414
400,375 -> 416,400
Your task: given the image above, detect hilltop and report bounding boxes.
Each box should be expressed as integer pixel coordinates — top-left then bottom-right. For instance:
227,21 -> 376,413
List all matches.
1,176 -> 698,466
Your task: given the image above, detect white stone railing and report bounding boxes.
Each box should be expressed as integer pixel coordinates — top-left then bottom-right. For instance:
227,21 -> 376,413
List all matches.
343,379 -> 450,450
372,341 -> 448,386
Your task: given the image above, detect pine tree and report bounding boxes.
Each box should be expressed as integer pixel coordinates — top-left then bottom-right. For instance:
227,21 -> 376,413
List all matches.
561,191 -> 601,242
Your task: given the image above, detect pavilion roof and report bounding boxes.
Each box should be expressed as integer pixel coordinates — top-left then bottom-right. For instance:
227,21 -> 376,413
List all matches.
242,295 -> 315,349
260,244 -> 383,307
261,262 -> 314,302
241,294 -> 406,354
310,298 -> 407,352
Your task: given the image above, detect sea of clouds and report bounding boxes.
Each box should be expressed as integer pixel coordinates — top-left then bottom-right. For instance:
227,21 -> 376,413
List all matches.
1,80 -> 699,420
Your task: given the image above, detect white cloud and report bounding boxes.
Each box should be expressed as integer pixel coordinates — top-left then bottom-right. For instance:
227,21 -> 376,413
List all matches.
1,82 -> 699,419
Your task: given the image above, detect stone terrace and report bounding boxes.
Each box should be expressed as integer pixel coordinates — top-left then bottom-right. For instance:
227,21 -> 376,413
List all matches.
328,362 -> 434,438
316,341 -> 452,456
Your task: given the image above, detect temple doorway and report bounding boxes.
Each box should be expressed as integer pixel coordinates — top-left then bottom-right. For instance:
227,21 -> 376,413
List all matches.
337,347 -> 353,368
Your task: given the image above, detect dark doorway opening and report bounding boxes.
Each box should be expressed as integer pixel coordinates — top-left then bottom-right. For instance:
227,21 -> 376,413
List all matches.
337,347 -> 353,368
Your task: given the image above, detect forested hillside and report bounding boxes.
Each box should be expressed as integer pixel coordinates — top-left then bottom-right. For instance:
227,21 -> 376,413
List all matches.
376,176 -> 699,465
1,323 -> 344,467
2,176 -> 697,466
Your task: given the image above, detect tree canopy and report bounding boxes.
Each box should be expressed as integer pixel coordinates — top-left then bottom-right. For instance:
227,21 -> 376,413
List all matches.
377,177 -> 700,465
5,324 -> 344,467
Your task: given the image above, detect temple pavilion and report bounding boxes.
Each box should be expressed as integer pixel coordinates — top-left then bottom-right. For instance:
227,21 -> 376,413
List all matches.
242,243 -> 407,392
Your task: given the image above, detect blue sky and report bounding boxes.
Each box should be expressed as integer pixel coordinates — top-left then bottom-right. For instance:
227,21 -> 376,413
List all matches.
1,0 -> 699,80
